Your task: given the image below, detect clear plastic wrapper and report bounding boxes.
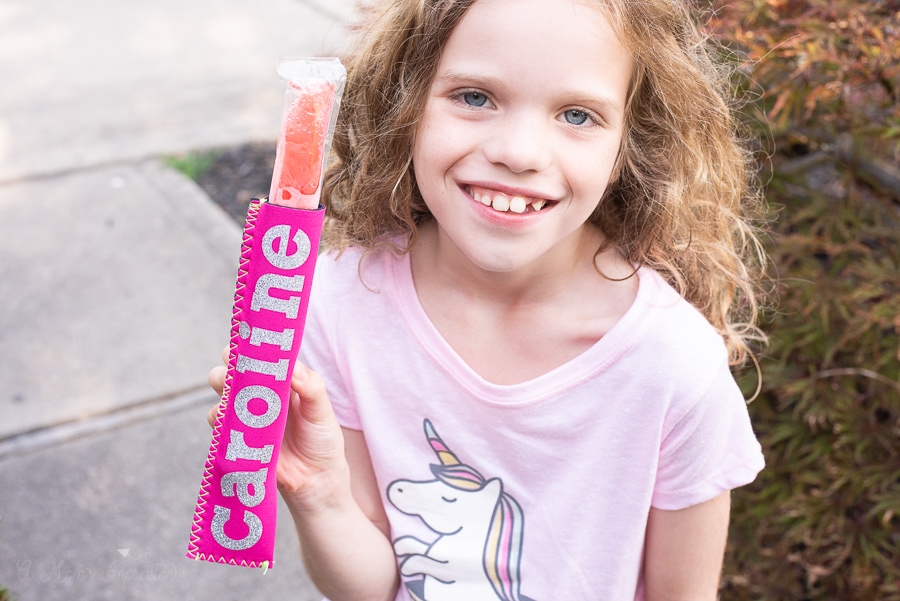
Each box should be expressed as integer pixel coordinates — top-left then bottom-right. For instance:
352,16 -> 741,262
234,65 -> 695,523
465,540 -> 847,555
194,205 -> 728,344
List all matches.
268,58 -> 346,209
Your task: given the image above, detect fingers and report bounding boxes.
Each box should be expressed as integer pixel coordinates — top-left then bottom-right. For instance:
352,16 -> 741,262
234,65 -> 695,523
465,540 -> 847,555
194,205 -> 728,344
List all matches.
208,345 -> 230,396
206,402 -> 222,428
208,365 -> 226,397
206,348 -> 229,429
206,357 -> 337,440
207,363 -> 226,428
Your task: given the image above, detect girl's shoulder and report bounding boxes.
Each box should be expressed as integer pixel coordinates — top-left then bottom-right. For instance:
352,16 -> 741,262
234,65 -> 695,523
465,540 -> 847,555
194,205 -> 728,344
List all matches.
607,268 -> 746,414
630,266 -> 731,366
314,243 -> 406,297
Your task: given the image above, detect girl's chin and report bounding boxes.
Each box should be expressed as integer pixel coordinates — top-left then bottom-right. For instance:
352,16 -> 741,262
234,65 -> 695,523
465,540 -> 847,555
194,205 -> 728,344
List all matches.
451,237 -> 570,277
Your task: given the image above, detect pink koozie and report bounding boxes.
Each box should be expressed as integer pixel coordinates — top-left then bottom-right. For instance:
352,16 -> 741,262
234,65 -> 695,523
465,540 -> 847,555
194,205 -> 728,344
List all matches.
188,199 -> 325,568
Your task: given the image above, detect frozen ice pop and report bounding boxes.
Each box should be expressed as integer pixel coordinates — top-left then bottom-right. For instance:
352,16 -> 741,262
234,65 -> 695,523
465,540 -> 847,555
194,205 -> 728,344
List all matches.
269,80 -> 337,208
188,58 -> 346,569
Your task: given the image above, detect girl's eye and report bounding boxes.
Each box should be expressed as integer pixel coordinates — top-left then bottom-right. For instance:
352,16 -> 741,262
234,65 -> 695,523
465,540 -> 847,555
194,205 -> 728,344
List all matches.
563,109 -> 591,126
461,91 -> 489,107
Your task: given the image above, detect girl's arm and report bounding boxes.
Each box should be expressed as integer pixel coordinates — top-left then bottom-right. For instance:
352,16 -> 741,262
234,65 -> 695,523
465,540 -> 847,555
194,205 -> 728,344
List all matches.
209,362 -> 399,601
285,429 -> 399,601
643,491 -> 731,601
279,365 -> 399,601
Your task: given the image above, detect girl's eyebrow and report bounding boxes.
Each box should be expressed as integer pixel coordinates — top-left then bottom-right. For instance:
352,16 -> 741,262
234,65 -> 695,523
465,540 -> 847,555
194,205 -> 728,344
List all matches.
433,70 -> 505,90
434,69 -> 624,117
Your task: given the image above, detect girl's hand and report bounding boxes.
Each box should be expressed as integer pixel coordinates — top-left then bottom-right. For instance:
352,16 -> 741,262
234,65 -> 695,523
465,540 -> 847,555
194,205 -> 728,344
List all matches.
206,349 -> 349,513
207,352 -> 396,599
275,360 -> 349,512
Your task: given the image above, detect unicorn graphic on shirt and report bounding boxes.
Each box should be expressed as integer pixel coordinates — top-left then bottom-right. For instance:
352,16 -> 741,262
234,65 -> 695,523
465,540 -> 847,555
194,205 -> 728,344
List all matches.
387,419 -> 535,601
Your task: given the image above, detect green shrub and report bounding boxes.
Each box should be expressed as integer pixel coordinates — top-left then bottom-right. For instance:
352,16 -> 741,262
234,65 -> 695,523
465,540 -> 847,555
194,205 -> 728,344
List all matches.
163,149 -> 220,182
709,1 -> 900,599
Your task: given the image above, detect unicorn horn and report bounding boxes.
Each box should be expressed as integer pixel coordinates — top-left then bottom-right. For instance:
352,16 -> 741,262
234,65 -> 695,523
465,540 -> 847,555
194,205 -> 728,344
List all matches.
424,419 -> 461,466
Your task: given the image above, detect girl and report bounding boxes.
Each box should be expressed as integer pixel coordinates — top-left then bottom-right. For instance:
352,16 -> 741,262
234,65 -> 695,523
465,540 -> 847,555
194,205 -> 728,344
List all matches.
210,0 -> 768,599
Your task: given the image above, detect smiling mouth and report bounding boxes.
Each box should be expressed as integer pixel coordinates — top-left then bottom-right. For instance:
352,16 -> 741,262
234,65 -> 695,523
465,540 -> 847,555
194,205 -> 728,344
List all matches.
466,185 -> 550,214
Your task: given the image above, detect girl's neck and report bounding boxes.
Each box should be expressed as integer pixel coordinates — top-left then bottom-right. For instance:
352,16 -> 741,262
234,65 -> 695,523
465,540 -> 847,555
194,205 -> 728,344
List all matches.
409,221 -> 639,385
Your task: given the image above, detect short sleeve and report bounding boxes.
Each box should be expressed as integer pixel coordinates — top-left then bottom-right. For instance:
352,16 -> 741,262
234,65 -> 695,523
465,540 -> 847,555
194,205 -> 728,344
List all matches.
651,360 -> 765,510
297,253 -> 362,430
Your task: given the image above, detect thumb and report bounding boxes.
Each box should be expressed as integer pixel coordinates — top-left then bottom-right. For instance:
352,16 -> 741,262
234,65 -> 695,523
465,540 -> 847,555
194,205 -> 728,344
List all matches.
289,361 -> 336,425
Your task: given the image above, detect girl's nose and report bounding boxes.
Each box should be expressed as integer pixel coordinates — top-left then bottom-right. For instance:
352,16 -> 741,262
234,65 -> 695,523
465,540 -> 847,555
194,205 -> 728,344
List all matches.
482,110 -> 552,174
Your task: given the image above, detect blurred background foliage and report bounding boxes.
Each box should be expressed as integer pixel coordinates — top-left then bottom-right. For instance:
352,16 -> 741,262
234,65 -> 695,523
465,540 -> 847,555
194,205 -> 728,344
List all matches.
708,0 -> 900,599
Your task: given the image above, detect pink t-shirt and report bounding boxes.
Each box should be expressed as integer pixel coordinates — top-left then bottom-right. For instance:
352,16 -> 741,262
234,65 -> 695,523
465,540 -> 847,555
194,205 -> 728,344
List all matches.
300,247 -> 764,601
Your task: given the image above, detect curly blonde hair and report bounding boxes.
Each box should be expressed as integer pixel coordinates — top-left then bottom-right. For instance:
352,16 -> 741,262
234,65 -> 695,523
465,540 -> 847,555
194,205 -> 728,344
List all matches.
322,0 -> 769,365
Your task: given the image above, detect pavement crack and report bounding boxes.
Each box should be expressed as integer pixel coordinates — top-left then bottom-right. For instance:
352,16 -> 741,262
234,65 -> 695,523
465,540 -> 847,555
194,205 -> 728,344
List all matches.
0,386 -> 217,461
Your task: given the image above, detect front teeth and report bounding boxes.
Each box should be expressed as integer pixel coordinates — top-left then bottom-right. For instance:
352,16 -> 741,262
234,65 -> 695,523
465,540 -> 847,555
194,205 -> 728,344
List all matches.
470,187 -> 547,213
492,195 -> 510,212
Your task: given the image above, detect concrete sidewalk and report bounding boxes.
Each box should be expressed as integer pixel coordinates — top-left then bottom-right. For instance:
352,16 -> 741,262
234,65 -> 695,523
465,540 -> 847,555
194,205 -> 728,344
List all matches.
0,0 -> 358,598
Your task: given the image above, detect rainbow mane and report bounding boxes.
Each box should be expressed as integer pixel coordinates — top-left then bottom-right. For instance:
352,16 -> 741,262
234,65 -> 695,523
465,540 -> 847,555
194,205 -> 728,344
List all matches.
485,493 -> 526,601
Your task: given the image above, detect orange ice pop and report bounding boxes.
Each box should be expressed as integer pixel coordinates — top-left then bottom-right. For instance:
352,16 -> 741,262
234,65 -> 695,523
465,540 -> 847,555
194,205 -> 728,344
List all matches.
268,81 -> 337,209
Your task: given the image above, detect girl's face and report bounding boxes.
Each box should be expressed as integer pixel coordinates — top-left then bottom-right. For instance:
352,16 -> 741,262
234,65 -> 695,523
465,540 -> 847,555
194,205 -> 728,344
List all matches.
412,0 -> 632,276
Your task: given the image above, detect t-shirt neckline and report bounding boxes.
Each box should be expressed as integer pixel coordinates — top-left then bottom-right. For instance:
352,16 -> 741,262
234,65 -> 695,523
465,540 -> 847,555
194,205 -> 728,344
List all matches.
388,252 -> 655,404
